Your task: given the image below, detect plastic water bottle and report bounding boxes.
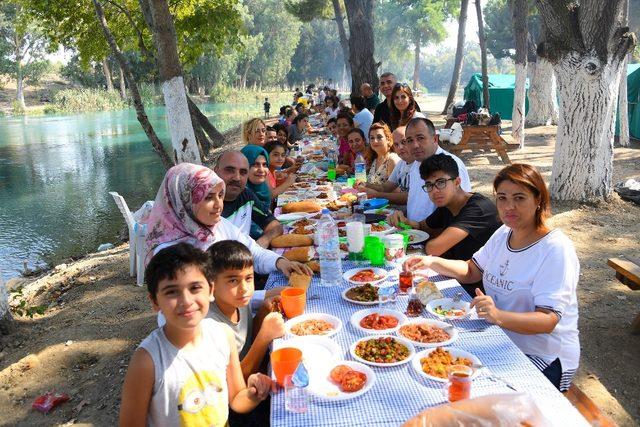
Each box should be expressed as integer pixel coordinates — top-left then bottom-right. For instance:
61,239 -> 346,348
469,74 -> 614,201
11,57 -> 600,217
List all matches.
354,152 -> 366,182
316,209 -> 342,286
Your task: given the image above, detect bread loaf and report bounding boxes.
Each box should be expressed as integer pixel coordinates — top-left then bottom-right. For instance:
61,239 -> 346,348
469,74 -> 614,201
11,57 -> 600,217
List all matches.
270,234 -> 314,248
282,246 -> 313,262
282,200 -> 322,214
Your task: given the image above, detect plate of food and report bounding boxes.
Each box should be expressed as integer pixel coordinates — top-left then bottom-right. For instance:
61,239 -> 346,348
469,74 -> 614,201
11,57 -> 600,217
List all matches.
289,218 -> 318,228
341,284 -> 380,305
397,319 -> 458,347
402,229 -> 430,245
350,308 -> 408,334
369,222 -> 396,236
426,298 -> 472,320
276,212 -> 310,222
412,347 -> 481,382
273,336 -> 342,367
364,208 -> 395,216
343,267 -> 389,286
284,313 -> 343,338
308,361 -> 375,401
350,335 -> 415,367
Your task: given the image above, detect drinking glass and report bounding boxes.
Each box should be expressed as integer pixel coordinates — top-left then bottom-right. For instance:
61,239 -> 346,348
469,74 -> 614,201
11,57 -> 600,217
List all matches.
444,365 -> 475,402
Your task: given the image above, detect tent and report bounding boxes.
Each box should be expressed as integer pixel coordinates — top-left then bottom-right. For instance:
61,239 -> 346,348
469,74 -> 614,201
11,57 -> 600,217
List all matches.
615,63 -> 640,139
463,73 -> 529,120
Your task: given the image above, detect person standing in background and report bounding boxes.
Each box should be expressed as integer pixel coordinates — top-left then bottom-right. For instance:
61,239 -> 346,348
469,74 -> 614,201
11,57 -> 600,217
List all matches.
263,98 -> 271,119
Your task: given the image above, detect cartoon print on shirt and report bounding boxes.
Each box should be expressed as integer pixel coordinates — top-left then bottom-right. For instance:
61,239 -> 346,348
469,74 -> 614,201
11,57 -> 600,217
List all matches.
177,370 -> 227,427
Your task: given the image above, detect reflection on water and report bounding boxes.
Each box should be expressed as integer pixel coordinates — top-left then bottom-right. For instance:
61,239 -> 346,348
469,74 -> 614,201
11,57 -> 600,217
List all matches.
0,103 -> 262,279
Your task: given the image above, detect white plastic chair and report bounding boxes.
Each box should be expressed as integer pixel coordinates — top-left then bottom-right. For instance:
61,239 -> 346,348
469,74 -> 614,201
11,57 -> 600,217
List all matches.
109,192 -> 153,286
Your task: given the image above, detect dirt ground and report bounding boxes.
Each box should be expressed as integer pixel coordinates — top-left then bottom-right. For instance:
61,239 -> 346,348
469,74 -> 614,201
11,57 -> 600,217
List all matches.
1,105 -> 640,426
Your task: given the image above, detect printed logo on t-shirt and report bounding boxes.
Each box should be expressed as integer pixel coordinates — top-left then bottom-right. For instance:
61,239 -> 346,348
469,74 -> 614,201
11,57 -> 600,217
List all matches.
499,260 -> 510,276
177,370 -> 227,426
483,269 -> 515,294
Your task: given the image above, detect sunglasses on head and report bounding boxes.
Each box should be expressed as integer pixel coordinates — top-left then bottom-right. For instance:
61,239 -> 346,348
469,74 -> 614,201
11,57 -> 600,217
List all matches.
394,83 -> 409,89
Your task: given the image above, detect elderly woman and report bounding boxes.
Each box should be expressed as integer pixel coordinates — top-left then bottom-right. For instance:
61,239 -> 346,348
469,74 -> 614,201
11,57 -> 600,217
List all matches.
142,163 -> 310,277
389,83 -> 425,130
404,164 -> 580,392
242,118 -> 267,146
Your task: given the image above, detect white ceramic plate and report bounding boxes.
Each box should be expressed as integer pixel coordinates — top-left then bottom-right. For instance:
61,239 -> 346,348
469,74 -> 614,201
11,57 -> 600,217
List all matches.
307,360 -> 375,401
350,308 -> 408,335
402,229 -> 430,245
364,208 -> 395,216
350,335 -> 415,367
276,212 -> 309,222
426,298 -> 472,321
412,347 -> 481,383
370,224 -> 397,236
273,336 -> 343,368
284,313 -> 343,338
342,267 -> 389,286
341,286 -> 380,306
396,319 -> 458,347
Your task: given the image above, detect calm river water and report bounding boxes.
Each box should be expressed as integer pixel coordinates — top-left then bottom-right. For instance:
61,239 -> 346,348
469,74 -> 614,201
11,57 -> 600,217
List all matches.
0,103 -> 262,279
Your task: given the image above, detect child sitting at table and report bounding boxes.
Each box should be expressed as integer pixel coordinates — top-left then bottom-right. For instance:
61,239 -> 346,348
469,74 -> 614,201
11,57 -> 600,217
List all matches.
207,240 -> 286,378
119,243 -> 272,426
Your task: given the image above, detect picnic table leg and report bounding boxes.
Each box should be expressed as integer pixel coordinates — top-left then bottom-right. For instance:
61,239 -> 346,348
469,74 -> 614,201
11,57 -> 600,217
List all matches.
489,131 -> 512,164
631,312 -> 640,335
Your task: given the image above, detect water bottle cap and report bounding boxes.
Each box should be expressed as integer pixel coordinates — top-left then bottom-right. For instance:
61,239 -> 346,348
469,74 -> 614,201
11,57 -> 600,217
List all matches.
321,208 -> 330,214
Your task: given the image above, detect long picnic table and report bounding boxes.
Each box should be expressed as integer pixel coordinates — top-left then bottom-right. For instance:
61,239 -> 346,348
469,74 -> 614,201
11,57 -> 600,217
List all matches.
265,134 -> 587,425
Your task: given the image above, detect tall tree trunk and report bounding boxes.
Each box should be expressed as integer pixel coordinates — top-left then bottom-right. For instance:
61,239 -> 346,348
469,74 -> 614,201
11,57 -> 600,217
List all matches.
536,0 -> 636,201
186,95 -> 227,148
413,33 -> 421,90
102,58 -> 115,92
15,61 -> 26,110
442,0 -> 469,114
344,0 -> 378,95
118,63 -> 127,99
148,0 -> 201,164
619,56 -> 630,146
526,58 -> 558,126
0,274 -> 14,335
92,0 -> 174,170
511,0 -> 528,147
618,0 -> 630,147
331,0 -> 351,77
475,0 -> 490,109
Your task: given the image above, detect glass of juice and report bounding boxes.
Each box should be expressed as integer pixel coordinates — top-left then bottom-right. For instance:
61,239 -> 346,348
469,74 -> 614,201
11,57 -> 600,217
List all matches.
398,271 -> 414,293
444,365 -> 474,402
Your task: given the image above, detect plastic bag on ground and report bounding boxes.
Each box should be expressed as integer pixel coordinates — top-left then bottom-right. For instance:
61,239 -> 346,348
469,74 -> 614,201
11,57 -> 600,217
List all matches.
402,393 -> 552,427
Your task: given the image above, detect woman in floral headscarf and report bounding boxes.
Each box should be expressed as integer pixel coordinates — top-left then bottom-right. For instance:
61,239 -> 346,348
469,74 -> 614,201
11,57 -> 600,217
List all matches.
142,163 -> 311,277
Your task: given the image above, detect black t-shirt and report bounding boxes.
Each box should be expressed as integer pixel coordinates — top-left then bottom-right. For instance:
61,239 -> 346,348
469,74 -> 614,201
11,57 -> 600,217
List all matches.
222,187 -> 276,237
373,99 -> 421,125
264,101 -> 271,112
425,193 -> 501,261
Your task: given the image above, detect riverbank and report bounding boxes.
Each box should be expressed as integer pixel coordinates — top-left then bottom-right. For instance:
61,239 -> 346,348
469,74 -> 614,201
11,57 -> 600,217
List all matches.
1,120 -> 639,425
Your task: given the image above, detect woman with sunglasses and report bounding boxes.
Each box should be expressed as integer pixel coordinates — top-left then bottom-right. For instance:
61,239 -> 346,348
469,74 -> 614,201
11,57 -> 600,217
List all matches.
403,163 -> 580,393
389,83 -> 425,130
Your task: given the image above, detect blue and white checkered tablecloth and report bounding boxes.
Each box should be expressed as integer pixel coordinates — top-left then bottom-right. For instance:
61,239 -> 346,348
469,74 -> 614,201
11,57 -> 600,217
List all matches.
266,262 -> 588,426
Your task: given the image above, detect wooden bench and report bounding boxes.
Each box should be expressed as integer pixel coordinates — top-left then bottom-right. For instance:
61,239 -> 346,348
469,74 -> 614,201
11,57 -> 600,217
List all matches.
445,125 -> 512,164
607,256 -> 640,333
563,385 -> 616,426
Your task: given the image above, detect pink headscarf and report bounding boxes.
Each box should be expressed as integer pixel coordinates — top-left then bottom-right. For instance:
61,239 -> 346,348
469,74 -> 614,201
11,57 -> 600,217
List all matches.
142,163 -> 224,264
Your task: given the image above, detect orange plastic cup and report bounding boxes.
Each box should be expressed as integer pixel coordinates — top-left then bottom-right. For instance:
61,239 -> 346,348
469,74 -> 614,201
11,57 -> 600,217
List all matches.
271,347 -> 303,386
280,288 -> 306,318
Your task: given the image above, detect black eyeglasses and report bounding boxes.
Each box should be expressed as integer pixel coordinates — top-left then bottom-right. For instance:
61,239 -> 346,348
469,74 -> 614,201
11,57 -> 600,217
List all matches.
422,178 -> 455,193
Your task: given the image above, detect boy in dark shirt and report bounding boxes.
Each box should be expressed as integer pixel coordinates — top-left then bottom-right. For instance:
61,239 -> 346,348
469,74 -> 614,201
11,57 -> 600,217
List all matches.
401,153 -> 501,295
263,98 -> 271,118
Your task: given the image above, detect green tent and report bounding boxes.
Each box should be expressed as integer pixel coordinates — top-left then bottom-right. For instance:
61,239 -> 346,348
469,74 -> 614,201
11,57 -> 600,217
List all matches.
463,73 -> 529,120
615,63 -> 640,139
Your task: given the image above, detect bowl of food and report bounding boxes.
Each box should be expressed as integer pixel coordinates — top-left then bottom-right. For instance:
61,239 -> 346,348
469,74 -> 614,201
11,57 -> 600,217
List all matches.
350,335 -> 415,367
397,319 -> 458,347
342,267 -> 388,286
411,347 -> 481,382
284,313 -> 343,338
341,284 -> 380,305
350,308 -> 408,334
426,298 -> 471,320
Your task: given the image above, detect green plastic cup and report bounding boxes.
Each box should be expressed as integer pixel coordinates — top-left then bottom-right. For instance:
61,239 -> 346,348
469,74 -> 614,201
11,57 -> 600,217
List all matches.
363,236 -> 380,260
369,242 -> 385,266
347,177 -> 356,187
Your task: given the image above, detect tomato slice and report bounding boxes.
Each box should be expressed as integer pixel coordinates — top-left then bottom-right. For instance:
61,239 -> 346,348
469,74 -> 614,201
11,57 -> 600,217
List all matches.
329,365 -> 353,384
340,370 -> 367,392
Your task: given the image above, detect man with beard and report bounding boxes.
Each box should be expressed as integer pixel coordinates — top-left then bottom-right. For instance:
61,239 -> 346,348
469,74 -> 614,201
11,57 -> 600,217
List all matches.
214,151 -> 283,248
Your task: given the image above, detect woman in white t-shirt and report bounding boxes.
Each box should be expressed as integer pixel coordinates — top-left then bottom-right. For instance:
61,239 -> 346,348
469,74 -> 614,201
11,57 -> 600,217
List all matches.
404,164 -> 580,392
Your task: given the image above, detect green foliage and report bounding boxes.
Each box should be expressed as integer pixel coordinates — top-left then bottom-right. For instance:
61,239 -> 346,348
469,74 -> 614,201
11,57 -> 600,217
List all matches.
284,0 -> 333,22
10,287 -> 47,318
51,88 -> 127,113
484,0 -> 539,60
